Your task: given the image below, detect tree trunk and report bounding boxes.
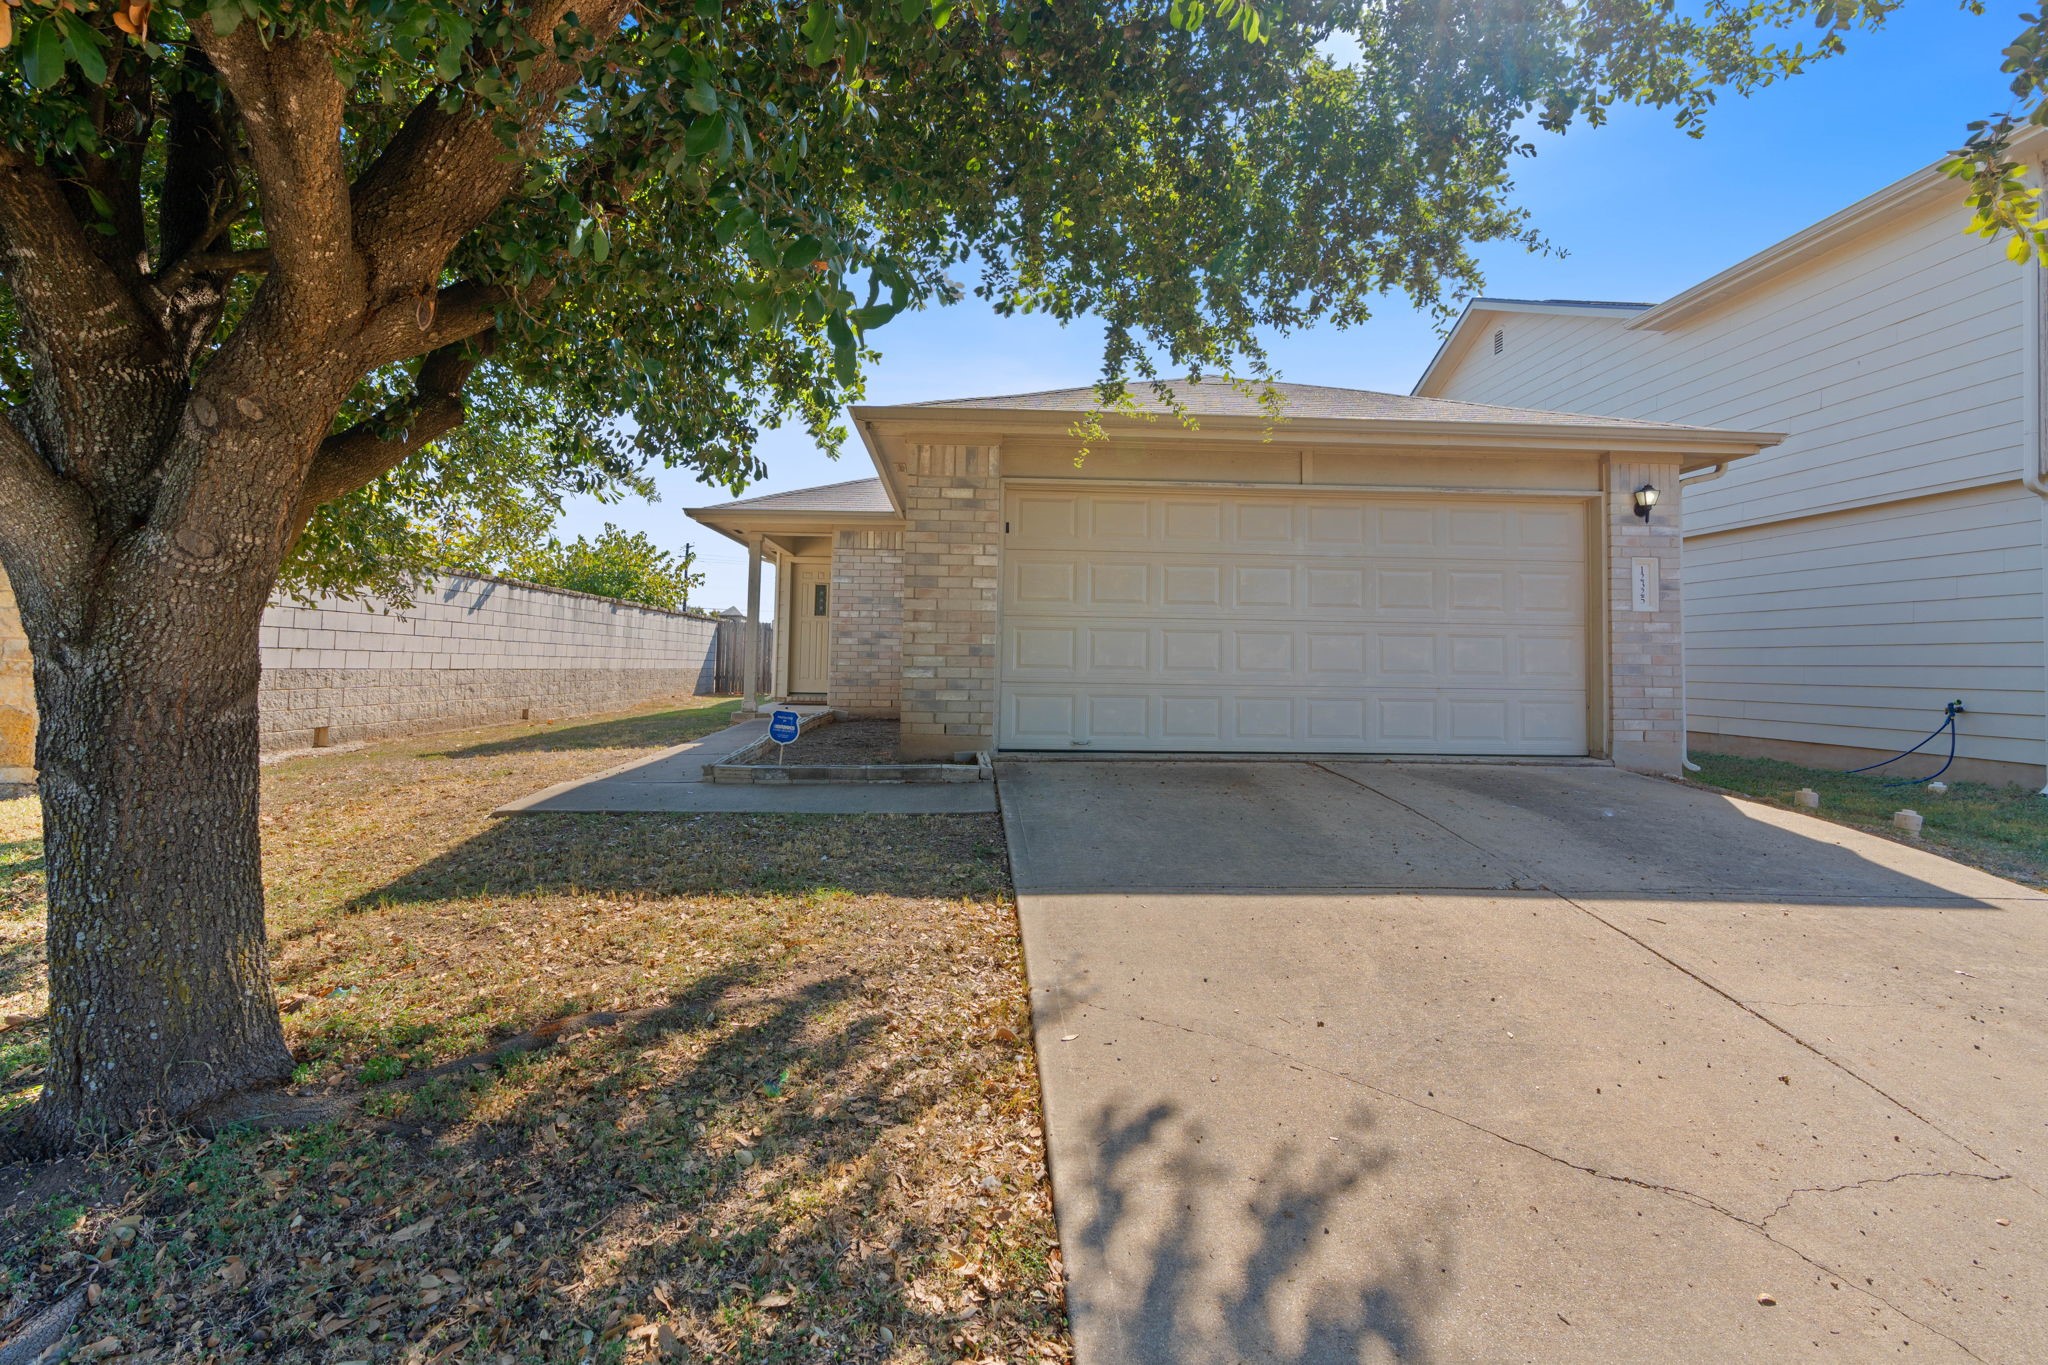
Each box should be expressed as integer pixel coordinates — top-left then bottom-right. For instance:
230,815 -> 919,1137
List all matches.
15,532 -> 295,1152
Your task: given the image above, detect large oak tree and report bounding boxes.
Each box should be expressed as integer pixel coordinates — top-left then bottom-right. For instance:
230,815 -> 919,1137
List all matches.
1,0 -> 1902,1150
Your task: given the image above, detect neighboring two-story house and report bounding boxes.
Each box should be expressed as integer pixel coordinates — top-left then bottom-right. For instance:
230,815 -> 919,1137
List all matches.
1414,136 -> 2048,787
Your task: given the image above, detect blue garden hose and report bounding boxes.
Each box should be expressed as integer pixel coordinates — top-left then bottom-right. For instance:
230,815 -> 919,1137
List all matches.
1844,701 -> 1964,788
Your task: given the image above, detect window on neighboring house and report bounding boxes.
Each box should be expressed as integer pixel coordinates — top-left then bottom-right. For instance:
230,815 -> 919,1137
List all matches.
1492,328 -> 1504,355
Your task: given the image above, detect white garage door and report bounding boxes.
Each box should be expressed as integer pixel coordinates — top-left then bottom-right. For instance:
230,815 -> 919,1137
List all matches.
998,486 -> 1589,754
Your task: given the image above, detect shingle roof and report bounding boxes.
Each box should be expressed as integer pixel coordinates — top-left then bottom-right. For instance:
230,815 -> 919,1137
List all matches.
1474,297 -> 1653,311
695,477 -> 894,515
905,381 -> 1708,432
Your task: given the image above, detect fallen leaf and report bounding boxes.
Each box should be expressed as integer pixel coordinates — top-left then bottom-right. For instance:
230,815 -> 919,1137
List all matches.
1756,1293 -> 1777,1306
386,1215 -> 436,1246
656,1323 -> 687,1357
1059,1035 -> 1078,1043
757,1291 -> 793,1309
219,1256 -> 249,1289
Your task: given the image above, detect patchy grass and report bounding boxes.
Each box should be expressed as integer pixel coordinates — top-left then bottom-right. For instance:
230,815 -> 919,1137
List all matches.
0,697 -> 1066,1363
1690,751 -> 2048,886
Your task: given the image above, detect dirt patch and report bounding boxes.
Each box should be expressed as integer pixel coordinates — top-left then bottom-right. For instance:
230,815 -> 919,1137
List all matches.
781,718 -> 902,765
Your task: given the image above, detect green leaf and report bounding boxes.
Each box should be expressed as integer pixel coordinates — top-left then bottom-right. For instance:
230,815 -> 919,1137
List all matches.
827,313 -> 857,383
57,14 -> 107,86
684,114 -> 724,159
207,0 -> 244,38
685,80 -> 720,115
21,18 -> 65,90
712,207 -> 754,248
781,236 -> 825,271
434,17 -> 473,83
931,0 -> 955,28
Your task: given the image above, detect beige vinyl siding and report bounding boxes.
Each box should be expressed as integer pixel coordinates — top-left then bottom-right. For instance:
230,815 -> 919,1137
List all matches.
1436,201 -> 2031,536
1429,193 -> 2044,778
1688,485 -> 2044,767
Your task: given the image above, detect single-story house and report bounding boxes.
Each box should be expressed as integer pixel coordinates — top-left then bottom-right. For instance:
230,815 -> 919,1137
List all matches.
1411,133 -> 2048,787
685,384 -> 1781,771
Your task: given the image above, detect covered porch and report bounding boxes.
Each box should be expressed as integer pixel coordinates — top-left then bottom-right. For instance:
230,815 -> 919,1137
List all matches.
686,478 -> 904,718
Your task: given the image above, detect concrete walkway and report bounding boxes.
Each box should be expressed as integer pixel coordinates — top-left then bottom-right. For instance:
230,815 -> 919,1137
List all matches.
496,714 -> 996,814
999,759 -> 2048,1364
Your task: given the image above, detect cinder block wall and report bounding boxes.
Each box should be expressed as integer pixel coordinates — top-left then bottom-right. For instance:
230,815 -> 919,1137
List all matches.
1607,458 -> 1685,775
258,576 -> 718,750
898,443 -> 1001,759
0,567 -> 32,787
0,572 -> 718,782
828,529 -> 903,717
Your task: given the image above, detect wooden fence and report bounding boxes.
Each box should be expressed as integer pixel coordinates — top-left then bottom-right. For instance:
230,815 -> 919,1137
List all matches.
711,617 -> 775,696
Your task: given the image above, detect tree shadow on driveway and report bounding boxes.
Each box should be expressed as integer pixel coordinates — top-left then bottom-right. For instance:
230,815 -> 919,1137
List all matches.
1072,1096 -> 1448,1364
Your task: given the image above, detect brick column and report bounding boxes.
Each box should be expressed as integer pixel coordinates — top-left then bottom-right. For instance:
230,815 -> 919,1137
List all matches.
898,442 -> 1000,760
828,529 -> 904,718
0,565 -> 35,787
1607,458 -> 1685,775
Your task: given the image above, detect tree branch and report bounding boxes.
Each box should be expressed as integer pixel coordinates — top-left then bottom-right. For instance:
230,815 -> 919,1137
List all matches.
192,18 -> 361,330
0,147 -> 162,374
348,0 -> 634,309
353,278 -> 531,372
151,248 -> 274,298
0,146 -> 180,496
289,340 -> 488,540
0,410 -> 97,604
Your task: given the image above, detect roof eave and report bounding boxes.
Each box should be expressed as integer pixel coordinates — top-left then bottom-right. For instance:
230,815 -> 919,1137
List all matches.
682,506 -> 904,547
854,402 -> 1781,463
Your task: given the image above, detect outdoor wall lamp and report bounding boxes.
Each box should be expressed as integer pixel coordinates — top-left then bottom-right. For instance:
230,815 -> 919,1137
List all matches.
1633,484 -> 1659,522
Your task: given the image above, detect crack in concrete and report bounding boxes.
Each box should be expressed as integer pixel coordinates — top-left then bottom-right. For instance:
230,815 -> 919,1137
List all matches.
1057,994 -> 1995,1364
1030,765 -> 2035,1360
1556,893 -> 2032,1203
1759,1169 -> 2014,1228
1311,763 -> 2025,1195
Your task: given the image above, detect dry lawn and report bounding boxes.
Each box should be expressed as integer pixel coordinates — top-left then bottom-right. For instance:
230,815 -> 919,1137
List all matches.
0,698 -> 1068,1363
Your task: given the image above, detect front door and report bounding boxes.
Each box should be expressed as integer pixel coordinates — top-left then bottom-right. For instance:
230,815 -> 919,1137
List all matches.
790,563 -> 831,695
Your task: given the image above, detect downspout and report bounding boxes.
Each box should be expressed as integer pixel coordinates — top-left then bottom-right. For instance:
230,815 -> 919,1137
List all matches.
2022,247 -> 2048,793
1676,461 -> 1731,774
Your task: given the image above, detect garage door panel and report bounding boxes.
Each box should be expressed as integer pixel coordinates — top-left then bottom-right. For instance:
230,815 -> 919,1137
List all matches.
1008,551 -> 1586,622
1005,622 -> 1585,689
1000,488 -> 1590,754
1003,685 -> 1589,754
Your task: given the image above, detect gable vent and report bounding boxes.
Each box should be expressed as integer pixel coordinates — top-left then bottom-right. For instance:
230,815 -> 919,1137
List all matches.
1492,328 -> 1504,355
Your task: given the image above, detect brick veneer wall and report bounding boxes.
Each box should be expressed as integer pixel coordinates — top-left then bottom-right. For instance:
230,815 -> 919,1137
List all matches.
0,572 -> 718,783
828,529 -> 904,718
1607,458 -> 1685,774
898,443 -> 1001,760
0,567 -> 31,787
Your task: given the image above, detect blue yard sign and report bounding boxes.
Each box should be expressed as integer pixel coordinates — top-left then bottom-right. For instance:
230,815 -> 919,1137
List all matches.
768,708 -> 801,746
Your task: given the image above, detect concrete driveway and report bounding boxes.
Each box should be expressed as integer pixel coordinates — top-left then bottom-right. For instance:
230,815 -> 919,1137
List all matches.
998,760 -> 2048,1364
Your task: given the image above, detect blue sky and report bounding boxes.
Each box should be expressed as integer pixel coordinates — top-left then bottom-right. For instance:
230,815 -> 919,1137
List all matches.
557,1 -> 2030,614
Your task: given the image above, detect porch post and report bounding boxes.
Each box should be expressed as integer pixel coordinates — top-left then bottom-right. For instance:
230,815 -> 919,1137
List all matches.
743,534 -> 763,715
